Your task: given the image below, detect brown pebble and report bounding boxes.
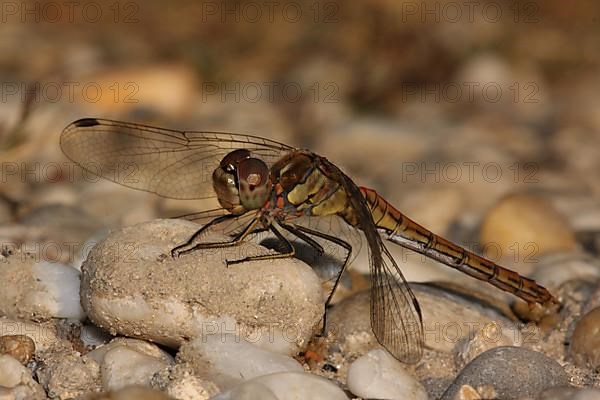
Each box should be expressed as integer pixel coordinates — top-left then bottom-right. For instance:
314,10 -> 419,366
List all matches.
480,194 -> 576,262
569,307 -> 600,369
0,335 -> 35,365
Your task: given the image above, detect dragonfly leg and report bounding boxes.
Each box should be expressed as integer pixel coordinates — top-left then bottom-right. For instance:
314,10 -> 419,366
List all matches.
292,224 -> 352,337
227,223 -> 295,265
279,223 -> 325,256
171,216 -> 260,258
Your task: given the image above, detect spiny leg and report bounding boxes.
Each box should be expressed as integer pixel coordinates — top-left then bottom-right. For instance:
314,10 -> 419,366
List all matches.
279,223 -> 325,256
293,224 -> 352,336
171,215 -> 260,258
227,222 -> 295,265
227,221 -> 328,265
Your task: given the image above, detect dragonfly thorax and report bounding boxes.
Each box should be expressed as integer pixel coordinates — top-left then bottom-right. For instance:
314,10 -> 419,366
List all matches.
212,149 -> 272,214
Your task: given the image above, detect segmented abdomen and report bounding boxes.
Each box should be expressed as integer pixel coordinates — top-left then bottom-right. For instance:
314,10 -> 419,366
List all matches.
359,187 -> 556,306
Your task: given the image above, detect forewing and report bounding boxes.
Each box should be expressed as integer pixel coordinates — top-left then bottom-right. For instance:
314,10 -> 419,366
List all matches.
60,118 -> 294,200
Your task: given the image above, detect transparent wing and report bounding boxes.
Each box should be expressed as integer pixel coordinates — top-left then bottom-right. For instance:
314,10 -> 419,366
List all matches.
287,214 -> 363,288
60,118 -> 294,200
370,239 -> 424,363
332,165 -> 424,363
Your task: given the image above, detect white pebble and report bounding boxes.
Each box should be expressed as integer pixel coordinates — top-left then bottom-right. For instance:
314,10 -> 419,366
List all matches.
0,354 -> 27,387
87,338 -> 174,391
0,354 -> 46,398
347,349 -> 428,400
211,372 -> 348,400
182,334 -> 303,388
27,261 -> 85,320
101,346 -> 169,390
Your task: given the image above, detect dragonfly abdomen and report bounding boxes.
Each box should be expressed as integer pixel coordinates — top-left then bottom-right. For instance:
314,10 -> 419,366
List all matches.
359,187 -> 557,306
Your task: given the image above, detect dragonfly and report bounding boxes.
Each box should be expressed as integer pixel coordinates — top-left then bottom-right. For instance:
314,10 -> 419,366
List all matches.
60,118 -> 557,364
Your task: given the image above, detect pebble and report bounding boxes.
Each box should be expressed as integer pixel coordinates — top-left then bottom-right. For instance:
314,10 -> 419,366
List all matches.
391,187 -> 464,237
569,307 -> 600,369
530,252 -> 600,289
76,64 -> 198,116
480,193 -> 577,261
0,354 -> 46,399
441,347 -> 568,400
87,338 -> 174,391
346,349 -> 428,400
0,254 -> 84,321
454,322 -> 518,369
36,348 -> 102,399
327,283 -> 517,356
0,317 -> 60,352
0,334 -> 35,365
211,372 -> 349,400
81,219 -> 323,356
151,364 -> 219,400
177,334 -> 303,388
538,386 -> 600,400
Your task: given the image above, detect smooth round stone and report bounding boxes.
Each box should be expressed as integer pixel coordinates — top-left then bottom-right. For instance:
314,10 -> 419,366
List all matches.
327,283 -> 517,356
569,307 -> 600,369
211,372 -> 349,400
347,349 -> 428,400
389,187 -> 463,237
0,317 -> 59,352
81,219 -> 323,356
0,354 -> 46,399
87,338 -> 174,391
480,193 -> 577,259
0,254 -> 84,321
178,334 -> 303,388
531,252 -> 600,289
441,347 -> 568,400
0,335 -> 35,365
539,387 -> 600,400
76,64 -> 198,116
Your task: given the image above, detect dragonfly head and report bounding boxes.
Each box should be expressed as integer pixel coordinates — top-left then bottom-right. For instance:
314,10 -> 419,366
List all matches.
213,149 -> 272,213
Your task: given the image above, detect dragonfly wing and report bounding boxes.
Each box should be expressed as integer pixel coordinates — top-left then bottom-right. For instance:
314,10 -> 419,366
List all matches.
331,165 -> 424,363
285,214 -> 363,285
370,239 -> 424,363
61,118 -> 294,200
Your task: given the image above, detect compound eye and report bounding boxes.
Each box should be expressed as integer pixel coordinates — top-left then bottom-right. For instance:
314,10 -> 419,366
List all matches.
237,158 -> 269,188
220,149 -> 251,172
